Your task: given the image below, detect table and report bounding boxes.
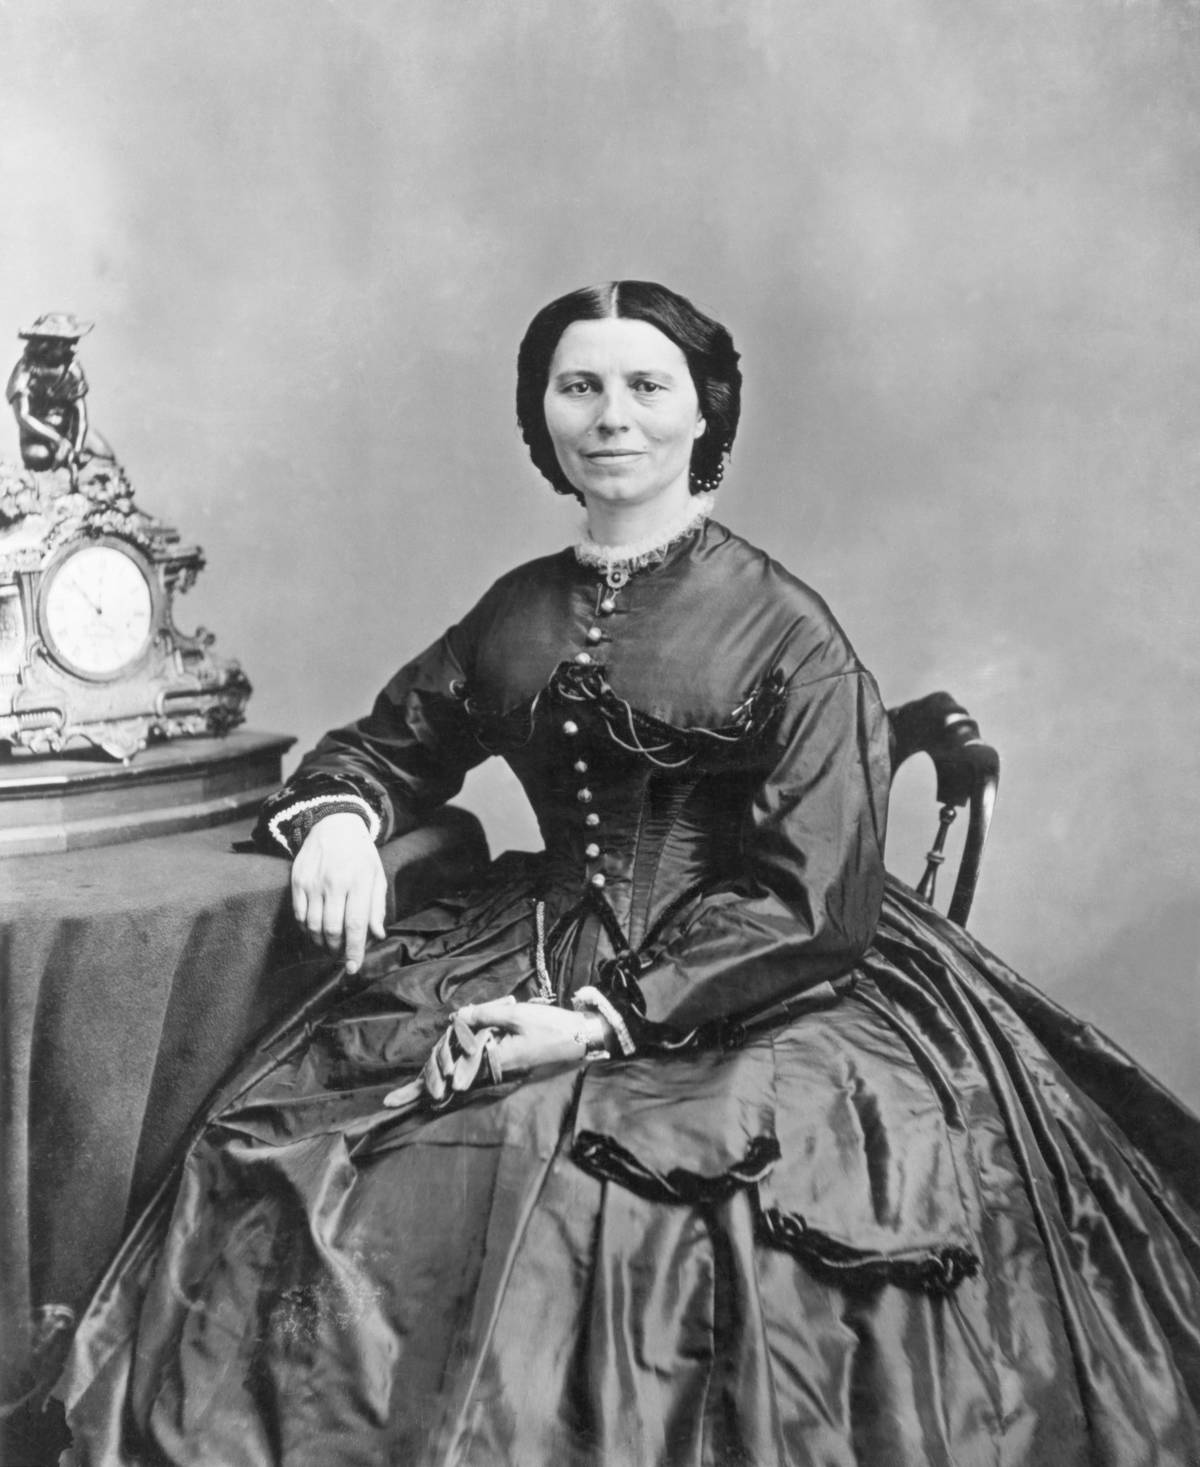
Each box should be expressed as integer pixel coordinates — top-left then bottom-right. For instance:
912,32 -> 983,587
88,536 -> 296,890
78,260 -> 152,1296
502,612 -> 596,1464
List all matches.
0,731 -> 295,854
0,806 -> 488,1424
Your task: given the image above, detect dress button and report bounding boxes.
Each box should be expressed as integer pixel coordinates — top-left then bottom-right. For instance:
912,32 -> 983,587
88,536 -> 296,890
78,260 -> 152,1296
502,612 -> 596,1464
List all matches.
577,788 -> 593,804
584,812 -> 600,828
599,597 -> 617,615
590,873 -> 607,889
586,627 -> 603,644
585,842 -> 601,859
562,720 -> 579,736
574,651 -> 592,665
573,759 -> 588,774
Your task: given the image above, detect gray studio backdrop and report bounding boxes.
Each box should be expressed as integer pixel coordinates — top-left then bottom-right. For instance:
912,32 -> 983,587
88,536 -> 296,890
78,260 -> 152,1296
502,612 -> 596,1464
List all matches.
3,0 -> 1197,1108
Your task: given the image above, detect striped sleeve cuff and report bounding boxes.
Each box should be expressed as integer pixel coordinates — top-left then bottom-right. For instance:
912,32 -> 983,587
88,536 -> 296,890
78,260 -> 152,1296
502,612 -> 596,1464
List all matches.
265,793 -> 382,856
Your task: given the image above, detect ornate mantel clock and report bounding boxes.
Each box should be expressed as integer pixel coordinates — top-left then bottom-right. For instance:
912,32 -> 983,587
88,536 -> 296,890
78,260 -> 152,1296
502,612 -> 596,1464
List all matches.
1,315 -> 285,853
1,315 -> 249,760
0,494 -> 250,759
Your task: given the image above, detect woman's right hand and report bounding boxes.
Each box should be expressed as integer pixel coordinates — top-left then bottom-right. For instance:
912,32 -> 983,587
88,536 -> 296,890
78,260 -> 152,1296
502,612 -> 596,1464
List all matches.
291,812 -> 387,974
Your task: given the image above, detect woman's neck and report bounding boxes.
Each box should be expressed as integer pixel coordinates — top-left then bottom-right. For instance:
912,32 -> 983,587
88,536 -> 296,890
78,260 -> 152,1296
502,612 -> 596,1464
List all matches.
582,481 -> 698,552
576,490 -> 716,572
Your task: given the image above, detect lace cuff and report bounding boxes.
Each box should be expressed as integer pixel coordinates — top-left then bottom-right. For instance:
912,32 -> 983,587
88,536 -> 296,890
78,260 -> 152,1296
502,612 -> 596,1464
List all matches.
581,951 -> 706,1055
572,986 -> 637,1056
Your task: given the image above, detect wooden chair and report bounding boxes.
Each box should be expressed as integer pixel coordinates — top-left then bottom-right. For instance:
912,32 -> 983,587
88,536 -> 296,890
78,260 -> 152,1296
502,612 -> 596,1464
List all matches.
887,692 -> 1000,927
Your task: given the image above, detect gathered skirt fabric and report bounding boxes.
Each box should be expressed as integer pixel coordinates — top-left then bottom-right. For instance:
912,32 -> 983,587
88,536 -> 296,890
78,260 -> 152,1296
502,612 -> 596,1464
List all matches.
56,870 -> 1200,1467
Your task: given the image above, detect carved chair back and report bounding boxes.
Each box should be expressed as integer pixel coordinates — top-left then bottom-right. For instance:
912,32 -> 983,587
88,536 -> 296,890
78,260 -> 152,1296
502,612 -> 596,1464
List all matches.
887,692 -> 1000,927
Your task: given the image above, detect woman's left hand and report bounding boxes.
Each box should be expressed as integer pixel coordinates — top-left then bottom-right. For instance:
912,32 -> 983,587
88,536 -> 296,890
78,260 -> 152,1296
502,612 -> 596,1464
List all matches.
457,997 -> 595,1075
381,998 -> 612,1111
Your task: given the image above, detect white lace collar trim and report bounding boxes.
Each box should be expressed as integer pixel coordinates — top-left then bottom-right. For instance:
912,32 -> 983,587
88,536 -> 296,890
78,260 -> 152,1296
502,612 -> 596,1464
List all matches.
573,493 -> 716,575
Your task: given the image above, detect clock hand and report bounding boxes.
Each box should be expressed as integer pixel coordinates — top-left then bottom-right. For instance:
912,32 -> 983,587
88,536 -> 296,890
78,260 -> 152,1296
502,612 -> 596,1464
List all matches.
72,584 -> 104,615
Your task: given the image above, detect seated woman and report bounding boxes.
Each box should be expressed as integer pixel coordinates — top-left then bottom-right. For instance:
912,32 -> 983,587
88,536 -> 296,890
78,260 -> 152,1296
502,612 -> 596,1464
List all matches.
56,282 -> 1200,1466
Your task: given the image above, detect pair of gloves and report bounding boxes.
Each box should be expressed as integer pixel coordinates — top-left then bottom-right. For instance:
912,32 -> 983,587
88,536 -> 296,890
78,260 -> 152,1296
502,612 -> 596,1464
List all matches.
381,1010 -> 505,1116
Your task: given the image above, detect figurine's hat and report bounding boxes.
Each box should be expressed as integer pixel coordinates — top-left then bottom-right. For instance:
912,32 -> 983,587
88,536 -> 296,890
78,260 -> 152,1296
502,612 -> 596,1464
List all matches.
18,312 -> 94,341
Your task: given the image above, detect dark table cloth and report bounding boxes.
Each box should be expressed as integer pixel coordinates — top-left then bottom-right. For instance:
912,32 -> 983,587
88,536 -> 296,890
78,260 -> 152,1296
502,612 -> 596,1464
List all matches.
0,806 -> 487,1413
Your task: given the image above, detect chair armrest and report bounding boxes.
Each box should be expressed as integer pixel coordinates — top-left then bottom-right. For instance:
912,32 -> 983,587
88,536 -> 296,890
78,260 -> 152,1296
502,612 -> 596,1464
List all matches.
379,805 -> 491,919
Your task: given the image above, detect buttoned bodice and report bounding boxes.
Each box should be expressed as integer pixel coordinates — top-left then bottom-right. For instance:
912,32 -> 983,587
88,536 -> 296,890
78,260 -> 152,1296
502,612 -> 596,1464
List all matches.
485,664 -> 771,956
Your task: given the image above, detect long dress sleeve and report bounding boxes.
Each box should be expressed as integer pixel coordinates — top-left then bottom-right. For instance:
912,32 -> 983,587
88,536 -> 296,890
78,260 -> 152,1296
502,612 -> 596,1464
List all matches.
586,656 -> 891,1050
253,621 -> 488,856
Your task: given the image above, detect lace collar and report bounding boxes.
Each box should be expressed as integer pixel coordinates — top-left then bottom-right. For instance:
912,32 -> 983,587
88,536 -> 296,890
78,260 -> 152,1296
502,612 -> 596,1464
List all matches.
573,492 -> 715,577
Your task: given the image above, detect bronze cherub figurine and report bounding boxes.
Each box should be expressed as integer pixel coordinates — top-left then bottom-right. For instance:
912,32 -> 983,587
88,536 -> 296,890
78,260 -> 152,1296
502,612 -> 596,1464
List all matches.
6,312 -> 116,480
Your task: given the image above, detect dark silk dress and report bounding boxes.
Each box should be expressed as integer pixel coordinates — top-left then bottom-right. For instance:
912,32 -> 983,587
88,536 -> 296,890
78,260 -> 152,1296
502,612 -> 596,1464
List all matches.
57,520 -> 1200,1465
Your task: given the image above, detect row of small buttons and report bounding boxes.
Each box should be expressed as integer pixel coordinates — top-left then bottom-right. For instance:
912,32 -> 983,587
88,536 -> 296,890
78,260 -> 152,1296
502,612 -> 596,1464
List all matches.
569,750 -> 606,886
564,583 -> 626,889
577,595 -> 615,667
565,693 -> 601,874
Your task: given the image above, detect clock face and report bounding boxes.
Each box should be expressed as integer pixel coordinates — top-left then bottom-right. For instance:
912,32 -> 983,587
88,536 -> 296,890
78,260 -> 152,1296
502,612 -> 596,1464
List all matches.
41,542 -> 155,679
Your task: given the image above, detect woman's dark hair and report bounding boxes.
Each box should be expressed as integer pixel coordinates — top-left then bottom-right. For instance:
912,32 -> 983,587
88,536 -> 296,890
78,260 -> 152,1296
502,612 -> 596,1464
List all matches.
516,280 -> 742,502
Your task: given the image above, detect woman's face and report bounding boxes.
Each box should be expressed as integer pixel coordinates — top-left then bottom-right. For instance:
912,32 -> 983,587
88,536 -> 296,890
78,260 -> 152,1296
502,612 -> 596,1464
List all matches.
543,317 -> 705,512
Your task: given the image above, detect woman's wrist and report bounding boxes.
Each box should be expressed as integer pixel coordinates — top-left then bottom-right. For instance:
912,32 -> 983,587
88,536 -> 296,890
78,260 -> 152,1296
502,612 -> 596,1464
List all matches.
577,1011 -> 614,1058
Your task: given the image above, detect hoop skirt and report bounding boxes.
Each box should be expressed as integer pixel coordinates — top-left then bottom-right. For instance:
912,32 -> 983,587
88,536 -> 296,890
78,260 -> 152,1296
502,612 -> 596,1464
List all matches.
54,522 -> 1200,1465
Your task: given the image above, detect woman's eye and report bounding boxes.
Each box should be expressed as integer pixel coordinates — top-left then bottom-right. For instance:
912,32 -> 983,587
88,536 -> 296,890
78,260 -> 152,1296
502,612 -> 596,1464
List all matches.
633,380 -> 664,395
563,381 -> 594,395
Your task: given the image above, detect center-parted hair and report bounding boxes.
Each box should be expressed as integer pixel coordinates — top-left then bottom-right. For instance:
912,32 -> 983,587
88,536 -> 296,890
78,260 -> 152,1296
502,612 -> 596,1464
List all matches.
516,281 -> 742,502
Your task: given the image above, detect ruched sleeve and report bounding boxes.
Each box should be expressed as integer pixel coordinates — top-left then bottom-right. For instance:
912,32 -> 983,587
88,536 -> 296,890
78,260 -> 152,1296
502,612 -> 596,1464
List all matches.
253,621 -> 488,856
591,662 -> 891,1048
